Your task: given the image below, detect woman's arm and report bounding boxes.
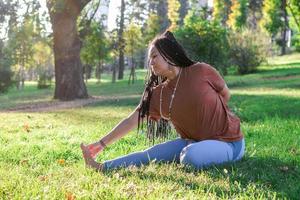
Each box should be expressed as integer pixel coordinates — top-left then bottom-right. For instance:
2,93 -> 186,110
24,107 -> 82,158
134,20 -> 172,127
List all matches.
100,109 -> 139,146
85,109 -> 140,158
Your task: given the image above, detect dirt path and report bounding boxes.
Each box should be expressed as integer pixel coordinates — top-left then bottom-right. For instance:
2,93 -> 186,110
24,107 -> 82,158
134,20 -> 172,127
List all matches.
2,95 -> 139,113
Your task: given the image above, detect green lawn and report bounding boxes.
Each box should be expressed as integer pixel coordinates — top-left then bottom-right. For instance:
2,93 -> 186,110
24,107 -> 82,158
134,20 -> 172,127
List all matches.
0,53 -> 299,199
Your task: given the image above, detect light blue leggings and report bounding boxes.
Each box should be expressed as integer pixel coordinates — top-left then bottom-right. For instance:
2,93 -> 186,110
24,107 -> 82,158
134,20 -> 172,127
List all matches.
102,138 -> 245,171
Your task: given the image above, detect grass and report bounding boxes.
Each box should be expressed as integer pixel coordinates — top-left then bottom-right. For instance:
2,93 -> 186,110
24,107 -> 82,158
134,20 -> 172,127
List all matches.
0,53 -> 300,199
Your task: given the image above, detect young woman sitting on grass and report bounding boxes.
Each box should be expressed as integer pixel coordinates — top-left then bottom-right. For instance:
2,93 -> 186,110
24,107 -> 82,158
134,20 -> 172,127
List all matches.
81,31 -> 245,171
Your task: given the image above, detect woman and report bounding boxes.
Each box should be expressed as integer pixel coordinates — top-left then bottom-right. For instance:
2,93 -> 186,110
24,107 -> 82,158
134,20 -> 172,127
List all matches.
81,31 -> 245,171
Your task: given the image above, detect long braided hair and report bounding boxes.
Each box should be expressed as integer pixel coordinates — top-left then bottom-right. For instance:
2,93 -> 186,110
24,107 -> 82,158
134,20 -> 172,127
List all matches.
138,30 -> 195,143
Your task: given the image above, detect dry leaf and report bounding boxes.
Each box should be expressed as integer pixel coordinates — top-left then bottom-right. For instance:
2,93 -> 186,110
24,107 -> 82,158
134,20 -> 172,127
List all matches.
65,191 -> 76,200
57,159 -> 66,165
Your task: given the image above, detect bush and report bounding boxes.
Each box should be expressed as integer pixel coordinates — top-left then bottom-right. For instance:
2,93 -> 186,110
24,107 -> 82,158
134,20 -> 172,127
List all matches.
37,69 -> 53,89
228,29 -> 270,74
0,66 -> 13,93
0,41 -> 13,93
291,34 -> 300,52
174,15 -> 230,75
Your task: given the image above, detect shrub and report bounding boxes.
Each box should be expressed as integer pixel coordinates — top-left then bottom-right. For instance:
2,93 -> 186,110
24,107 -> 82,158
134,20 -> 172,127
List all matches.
37,68 -> 53,89
175,15 -> 230,75
291,33 -> 300,52
0,66 -> 13,93
0,41 -> 13,93
228,29 -> 270,74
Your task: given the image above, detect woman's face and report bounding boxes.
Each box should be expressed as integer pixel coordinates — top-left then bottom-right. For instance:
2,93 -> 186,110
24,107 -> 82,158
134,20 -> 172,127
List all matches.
149,45 -> 169,76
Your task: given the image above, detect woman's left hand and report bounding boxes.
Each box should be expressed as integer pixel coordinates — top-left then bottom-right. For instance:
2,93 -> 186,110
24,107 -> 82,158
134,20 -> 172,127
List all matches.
85,142 -> 105,159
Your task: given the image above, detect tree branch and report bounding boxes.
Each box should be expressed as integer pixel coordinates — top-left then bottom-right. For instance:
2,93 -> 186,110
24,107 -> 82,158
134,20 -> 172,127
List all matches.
287,2 -> 300,31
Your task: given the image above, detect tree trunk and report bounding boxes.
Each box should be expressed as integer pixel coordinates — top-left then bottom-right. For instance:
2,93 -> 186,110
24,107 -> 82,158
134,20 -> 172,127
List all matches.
128,58 -> 136,85
47,0 -> 90,100
158,0 -> 169,32
281,0 -> 289,55
96,61 -> 102,83
118,0 -> 125,80
179,0 -> 188,26
112,59 -> 117,83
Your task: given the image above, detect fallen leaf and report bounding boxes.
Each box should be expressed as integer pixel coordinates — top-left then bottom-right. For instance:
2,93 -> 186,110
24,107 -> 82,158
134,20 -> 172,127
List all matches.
20,159 -> 29,165
38,175 -> 49,181
23,124 -> 30,133
57,159 -> 66,165
65,191 -> 76,200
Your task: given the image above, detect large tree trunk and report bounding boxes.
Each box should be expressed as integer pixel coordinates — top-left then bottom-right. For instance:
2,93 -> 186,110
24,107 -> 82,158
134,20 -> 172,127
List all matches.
47,0 -> 89,100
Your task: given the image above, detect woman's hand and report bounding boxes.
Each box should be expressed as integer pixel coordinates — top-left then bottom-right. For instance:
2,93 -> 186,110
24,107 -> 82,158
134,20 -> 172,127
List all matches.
85,141 -> 105,159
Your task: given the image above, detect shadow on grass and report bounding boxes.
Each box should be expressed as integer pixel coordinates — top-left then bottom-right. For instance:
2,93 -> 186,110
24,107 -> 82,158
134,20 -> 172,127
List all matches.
263,62 -> 300,69
102,156 -> 299,199
228,64 -> 300,89
51,93 -> 300,126
86,96 -> 141,108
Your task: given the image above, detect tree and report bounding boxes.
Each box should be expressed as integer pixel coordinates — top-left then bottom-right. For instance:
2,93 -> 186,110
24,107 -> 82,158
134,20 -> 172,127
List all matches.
46,0 -> 89,100
287,0 -> 300,31
179,0 -> 188,26
0,39 -> 13,93
33,40 -> 54,89
212,0 -> 232,27
7,15 -> 35,90
144,13 -> 161,44
123,23 -> 143,84
80,21 -> 110,83
167,0 -> 181,30
117,0 -> 125,80
260,0 -> 289,55
248,0 -> 263,30
227,0 -> 248,30
177,14 -> 230,74
0,0 -> 18,93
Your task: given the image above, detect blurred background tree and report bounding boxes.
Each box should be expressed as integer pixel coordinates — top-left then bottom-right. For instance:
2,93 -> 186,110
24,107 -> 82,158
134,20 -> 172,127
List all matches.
1,0 -> 300,96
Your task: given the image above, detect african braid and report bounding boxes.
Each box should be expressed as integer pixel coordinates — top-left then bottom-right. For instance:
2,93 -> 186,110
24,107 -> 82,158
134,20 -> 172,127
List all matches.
138,30 -> 195,143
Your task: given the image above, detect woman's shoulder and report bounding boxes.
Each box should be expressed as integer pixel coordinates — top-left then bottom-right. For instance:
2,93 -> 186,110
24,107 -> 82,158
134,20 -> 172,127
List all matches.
187,62 -> 214,74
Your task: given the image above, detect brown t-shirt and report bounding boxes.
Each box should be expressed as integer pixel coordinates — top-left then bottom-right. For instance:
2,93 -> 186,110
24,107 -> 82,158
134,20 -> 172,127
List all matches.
147,62 -> 243,142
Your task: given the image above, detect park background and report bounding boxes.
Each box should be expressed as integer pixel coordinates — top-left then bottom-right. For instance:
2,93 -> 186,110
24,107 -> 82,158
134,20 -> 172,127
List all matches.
0,0 -> 300,199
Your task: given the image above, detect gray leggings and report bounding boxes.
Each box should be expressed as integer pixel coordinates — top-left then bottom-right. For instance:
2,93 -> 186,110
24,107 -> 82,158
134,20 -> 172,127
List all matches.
103,138 -> 245,171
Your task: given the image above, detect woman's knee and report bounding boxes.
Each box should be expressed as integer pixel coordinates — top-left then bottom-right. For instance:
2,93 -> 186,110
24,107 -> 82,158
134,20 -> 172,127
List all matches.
180,145 -> 199,167
179,141 -> 233,169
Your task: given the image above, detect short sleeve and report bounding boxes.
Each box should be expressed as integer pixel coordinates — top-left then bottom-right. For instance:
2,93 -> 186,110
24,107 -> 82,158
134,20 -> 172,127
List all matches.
148,86 -> 161,121
205,64 -> 225,93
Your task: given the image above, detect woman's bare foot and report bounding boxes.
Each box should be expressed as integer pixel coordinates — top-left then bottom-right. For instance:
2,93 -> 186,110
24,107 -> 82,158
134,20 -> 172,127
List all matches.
80,143 -> 103,172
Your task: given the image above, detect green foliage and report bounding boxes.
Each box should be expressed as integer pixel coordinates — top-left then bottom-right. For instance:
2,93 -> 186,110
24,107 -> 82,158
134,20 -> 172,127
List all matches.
0,40 -> 13,93
287,0 -> 300,31
228,29 -> 270,74
81,22 -> 109,65
80,21 -> 110,81
124,23 -> 143,57
260,0 -> 284,36
292,34 -> 300,52
144,13 -> 161,44
176,13 -> 230,74
212,0 -> 232,25
227,0 -> 248,30
167,0 -> 180,30
6,15 -> 36,90
33,41 -> 54,89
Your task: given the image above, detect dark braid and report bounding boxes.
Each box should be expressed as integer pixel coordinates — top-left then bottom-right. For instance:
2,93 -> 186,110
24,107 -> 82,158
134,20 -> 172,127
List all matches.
138,30 -> 195,143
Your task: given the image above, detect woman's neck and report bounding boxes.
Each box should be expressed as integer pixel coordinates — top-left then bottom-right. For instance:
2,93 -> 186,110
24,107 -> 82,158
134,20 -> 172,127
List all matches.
166,66 -> 180,81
